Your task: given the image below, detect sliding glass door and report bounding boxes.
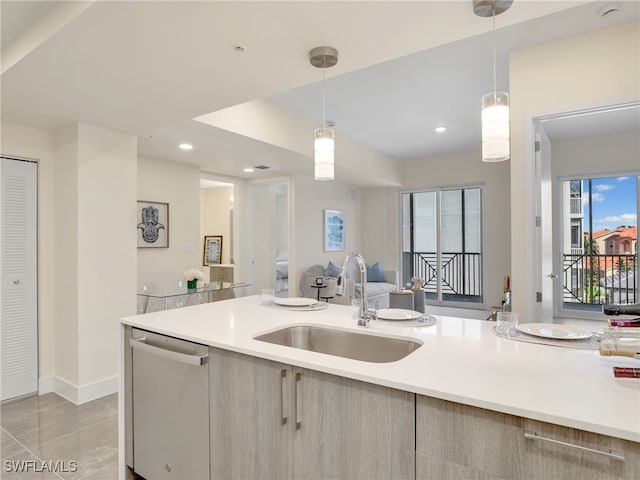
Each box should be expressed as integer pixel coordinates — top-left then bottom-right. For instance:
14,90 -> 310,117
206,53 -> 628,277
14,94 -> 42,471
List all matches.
402,187 -> 483,305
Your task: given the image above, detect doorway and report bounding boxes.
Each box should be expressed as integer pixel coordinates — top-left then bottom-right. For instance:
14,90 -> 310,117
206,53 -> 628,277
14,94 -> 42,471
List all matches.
247,178 -> 290,296
533,102 -> 640,321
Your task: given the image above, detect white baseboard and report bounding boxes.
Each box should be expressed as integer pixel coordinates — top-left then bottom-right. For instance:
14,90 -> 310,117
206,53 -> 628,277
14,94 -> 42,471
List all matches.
38,375 -> 118,405
38,376 -> 55,395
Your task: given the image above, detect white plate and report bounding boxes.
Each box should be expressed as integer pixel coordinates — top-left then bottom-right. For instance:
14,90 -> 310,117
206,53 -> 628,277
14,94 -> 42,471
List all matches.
274,297 -> 318,307
376,308 -> 422,321
516,323 -> 592,340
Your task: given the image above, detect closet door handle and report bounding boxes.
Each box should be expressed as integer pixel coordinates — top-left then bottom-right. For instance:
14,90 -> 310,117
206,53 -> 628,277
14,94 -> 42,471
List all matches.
280,369 -> 287,426
524,431 -> 625,461
294,372 -> 302,430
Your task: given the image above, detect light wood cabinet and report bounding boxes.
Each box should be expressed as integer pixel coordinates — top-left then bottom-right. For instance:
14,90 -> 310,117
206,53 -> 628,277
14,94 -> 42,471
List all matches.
416,395 -> 523,480
294,367 -> 415,480
209,348 -> 292,479
416,395 -> 640,480
521,419 -> 640,480
209,347 -> 415,480
210,264 -> 233,283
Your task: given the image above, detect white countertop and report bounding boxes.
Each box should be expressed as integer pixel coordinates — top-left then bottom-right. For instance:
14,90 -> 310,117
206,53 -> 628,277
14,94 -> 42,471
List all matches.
120,295 -> 640,443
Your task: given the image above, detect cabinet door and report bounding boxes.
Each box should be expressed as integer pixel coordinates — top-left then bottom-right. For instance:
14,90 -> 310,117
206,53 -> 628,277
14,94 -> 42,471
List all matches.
416,395 -> 524,480
521,419 -> 640,480
209,348 -> 292,480
293,367 -> 415,480
210,265 -> 233,283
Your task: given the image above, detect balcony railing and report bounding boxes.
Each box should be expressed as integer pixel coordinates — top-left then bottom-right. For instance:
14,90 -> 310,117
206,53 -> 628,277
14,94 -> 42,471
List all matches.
570,197 -> 582,215
403,251 -> 482,302
562,253 -> 637,308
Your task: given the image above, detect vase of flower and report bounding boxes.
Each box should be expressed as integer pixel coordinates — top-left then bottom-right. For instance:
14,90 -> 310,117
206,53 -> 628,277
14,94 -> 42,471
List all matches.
184,269 -> 205,291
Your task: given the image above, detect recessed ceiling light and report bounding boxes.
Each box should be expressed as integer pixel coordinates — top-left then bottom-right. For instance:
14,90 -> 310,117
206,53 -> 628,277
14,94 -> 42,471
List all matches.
179,143 -> 193,150
434,126 -> 447,133
243,167 -> 254,173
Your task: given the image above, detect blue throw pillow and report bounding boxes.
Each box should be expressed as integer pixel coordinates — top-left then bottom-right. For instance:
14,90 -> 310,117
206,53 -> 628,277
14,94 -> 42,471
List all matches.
366,262 -> 384,282
325,261 -> 341,277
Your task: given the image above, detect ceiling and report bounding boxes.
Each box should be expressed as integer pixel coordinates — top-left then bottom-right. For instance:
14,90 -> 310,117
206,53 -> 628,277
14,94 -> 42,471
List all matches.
2,1 -> 638,186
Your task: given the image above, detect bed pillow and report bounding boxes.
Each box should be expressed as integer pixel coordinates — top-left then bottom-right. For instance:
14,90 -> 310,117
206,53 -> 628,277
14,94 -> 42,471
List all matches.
366,262 -> 384,282
325,261 -> 341,277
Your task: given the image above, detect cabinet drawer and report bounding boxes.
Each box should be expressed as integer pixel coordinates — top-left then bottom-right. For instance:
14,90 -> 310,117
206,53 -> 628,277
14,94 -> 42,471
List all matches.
416,395 -> 523,480
417,452 -> 506,480
521,419 -> 640,480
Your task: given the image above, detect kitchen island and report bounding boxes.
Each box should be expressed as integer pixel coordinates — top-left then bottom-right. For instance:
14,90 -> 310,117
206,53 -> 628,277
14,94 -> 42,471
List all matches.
119,295 -> 640,479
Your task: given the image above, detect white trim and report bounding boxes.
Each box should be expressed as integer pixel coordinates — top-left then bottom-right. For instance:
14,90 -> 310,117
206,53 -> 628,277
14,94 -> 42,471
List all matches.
38,375 -> 118,405
523,97 -> 640,323
38,376 -> 55,394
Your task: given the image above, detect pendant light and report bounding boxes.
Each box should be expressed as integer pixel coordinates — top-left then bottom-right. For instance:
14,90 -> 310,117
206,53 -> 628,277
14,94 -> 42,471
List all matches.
474,0 -> 512,162
309,46 -> 338,181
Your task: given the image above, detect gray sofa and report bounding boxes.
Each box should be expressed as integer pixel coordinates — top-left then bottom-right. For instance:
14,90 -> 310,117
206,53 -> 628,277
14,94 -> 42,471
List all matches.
299,264 -> 398,308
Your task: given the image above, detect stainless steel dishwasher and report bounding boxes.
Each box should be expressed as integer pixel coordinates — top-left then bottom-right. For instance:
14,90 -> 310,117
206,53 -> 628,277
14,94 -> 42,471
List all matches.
129,327 -> 210,479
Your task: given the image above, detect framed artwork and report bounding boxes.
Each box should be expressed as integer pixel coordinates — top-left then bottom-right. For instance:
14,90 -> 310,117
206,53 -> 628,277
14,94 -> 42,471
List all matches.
203,235 -> 223,265
324,209 -> 345,251
137,201 -> 169,248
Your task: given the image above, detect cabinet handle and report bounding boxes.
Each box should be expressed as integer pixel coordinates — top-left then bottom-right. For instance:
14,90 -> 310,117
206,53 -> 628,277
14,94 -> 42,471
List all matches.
280,369 -> 287,426
524,431 -> 625,462
130,337 -> 208,366
294,372 -> 302,430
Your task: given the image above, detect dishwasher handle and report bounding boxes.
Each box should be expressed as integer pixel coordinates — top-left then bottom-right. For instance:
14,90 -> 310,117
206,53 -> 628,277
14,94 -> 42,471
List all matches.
130,337 -> 208,366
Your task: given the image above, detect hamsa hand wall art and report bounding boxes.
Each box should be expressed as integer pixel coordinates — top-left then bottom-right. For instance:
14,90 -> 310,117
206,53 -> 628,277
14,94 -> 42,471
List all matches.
137,201 -> 169,248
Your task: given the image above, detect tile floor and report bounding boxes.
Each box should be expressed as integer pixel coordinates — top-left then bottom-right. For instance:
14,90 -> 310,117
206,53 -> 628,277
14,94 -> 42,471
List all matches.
1,393 -> 118,480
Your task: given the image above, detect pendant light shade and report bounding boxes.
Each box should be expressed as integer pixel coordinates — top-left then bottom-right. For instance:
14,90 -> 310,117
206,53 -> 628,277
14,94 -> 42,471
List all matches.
481,91 -> 510,162
475,0 -> 512,162
314,127 -> 334,181
310,46 -> 338,181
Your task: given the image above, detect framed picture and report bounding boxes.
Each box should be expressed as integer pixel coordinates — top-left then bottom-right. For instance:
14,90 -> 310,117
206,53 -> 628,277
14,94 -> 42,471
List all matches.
203,235 -> 223,265
137,201 -> 169,248
324,209 -> 345,251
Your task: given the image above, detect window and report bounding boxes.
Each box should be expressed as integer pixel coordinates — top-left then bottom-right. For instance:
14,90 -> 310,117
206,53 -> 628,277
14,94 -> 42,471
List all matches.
401,187 -> 483,305
561,175 -> 638,312
570,223 -> 582,249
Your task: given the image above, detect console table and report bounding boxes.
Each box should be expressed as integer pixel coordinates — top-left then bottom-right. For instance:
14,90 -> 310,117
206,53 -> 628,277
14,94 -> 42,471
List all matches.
137,282 -> 249,313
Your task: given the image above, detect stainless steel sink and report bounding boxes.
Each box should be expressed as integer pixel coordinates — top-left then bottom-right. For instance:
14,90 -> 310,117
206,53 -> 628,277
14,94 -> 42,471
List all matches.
254,325 -> 422,363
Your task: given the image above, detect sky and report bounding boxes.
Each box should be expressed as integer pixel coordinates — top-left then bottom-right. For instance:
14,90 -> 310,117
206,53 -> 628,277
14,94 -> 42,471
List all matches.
582,176 -> 638,233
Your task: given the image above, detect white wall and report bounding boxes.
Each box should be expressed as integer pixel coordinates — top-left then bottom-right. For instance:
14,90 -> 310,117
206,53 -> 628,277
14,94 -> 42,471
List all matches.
52,123 -> 137,399
1,122 -> 56,379
361,150 -> 511,308
551,131 -> 639,178
53,125 -> 80,385
510,21 -> 640,320
360,187 -> 399,272
292,173 -> 361,295
76,123 -> 137,387
137,156 -> 201,287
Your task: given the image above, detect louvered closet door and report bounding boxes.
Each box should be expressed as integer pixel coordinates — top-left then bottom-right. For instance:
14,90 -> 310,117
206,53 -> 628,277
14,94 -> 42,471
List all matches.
1,157 -> 37,402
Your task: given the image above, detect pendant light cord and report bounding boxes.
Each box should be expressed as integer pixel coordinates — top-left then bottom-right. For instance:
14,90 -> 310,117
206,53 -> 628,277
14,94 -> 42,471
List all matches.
322,58 -> 326,129
492,3 -> 497,96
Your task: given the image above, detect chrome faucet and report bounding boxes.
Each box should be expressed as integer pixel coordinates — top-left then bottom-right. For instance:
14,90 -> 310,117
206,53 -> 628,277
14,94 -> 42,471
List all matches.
334,252 -> 373,327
